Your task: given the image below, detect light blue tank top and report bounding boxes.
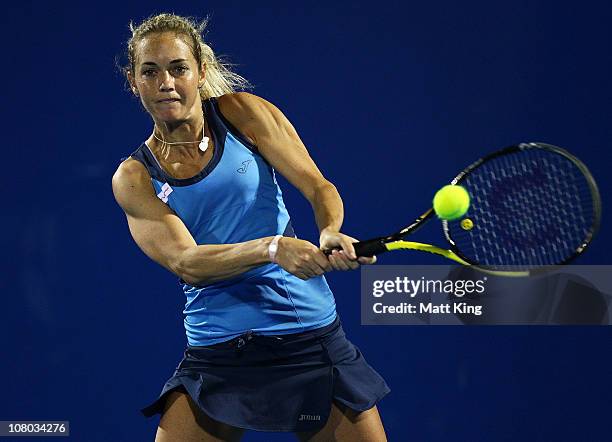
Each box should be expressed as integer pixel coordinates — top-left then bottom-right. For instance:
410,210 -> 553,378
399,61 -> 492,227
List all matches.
127,97 -> 337,345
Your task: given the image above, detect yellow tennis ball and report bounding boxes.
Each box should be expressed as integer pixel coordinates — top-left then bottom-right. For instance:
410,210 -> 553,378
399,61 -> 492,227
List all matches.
433,185 -> 470,220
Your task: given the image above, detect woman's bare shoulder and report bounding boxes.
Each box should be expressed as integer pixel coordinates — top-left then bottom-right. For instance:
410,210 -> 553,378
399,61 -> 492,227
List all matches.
215,92 -> 267,144
113,157 -> 149,184
112,158 -> 153,206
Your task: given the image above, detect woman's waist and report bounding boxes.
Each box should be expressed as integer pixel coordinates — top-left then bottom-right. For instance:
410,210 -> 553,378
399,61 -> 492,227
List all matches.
177,314 -> 341,370
197,314 -> 340,349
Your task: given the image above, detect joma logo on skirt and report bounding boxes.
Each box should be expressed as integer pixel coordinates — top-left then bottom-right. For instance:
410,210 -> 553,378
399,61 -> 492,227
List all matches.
298,414 -> 321,421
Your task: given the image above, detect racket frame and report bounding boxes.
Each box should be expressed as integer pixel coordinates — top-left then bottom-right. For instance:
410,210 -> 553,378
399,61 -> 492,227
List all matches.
352,142 -> 601,275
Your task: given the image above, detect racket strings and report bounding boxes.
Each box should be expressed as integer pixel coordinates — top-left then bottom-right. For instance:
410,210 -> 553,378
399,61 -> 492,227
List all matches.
449,147 -> 595,268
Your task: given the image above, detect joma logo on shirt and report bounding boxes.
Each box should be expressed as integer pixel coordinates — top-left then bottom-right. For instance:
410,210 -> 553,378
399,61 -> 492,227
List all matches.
237,160 -> 253,174
298,414 -> 321,421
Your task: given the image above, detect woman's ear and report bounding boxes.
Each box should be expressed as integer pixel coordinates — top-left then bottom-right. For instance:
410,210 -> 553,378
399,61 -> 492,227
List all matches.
198,62 -> 206,88
127,71 -> 139,96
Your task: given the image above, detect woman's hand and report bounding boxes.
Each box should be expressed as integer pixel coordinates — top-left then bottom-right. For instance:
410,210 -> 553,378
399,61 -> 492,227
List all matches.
319,229 -> 377,271
274,237 -> 332,280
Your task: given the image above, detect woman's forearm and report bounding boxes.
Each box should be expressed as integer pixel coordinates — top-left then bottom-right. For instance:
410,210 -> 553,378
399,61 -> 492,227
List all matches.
176,237 -> 274,285
310,183 -> 344,234
176,183 -> 344,286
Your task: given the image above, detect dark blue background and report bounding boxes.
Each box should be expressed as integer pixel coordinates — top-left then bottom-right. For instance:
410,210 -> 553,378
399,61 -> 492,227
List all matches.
3,1 -> 611,440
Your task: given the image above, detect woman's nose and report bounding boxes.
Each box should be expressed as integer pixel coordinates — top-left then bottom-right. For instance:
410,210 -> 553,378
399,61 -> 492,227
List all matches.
159,71 -> 175,91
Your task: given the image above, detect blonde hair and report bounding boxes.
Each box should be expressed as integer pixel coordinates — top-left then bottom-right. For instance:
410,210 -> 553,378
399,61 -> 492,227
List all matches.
119,13 -> 251,99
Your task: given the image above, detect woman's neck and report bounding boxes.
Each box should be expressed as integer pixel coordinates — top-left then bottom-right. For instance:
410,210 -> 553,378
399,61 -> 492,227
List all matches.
148,111 -> 207,160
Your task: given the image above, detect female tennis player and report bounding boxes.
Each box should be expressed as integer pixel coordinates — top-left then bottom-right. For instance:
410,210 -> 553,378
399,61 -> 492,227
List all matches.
113,13 -> 390,441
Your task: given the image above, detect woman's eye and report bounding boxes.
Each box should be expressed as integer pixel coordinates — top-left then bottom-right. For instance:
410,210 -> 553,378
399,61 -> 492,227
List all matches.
141,66 -> 187,77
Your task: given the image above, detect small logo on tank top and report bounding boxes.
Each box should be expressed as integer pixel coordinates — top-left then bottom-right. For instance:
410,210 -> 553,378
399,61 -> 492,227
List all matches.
237,159 -> 253,174
298,414 -> 321,421
157,182 -> 173,203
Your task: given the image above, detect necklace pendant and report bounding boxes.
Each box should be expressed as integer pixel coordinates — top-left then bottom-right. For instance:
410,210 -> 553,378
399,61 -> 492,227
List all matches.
199,137 -> 210,152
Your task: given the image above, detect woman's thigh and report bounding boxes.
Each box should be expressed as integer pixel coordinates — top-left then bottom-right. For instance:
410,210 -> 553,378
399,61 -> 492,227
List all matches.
294,401 -> 387,442
155,390 -> 246,442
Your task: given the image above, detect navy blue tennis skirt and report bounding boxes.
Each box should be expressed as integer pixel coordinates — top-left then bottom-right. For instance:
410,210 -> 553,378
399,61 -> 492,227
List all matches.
141,315 -> 390,432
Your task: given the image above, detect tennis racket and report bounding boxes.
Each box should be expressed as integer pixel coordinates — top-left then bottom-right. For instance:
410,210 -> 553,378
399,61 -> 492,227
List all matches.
347,142 -> 601,276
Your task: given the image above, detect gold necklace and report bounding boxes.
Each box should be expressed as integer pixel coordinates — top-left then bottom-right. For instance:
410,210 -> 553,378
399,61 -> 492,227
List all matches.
153,111 -> 210,152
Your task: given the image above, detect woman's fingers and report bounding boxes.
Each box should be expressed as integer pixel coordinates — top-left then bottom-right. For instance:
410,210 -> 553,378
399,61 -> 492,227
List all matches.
330,250 -> 359,270
358,255 -> 377,265
329,250 -> 350,270
338,237 -> 358,260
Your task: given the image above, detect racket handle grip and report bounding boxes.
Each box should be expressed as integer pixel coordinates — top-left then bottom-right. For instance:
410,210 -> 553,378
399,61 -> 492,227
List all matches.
353,238 -> 388,257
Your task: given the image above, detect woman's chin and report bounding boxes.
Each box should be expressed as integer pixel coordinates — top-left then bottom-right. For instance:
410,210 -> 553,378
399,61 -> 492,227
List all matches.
155,110 -> 187,123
